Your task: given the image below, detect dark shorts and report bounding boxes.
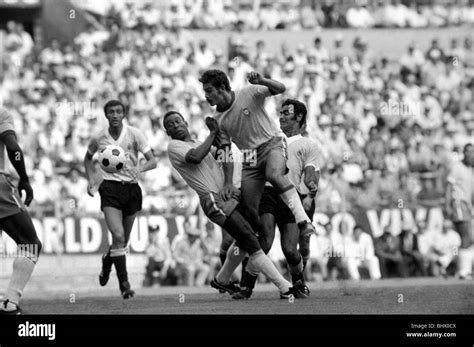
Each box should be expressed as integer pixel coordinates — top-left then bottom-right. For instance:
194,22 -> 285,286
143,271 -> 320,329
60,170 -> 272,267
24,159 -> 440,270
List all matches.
242,136 -> 288,183
98,180 -> 142,216
259,185 -> 295,226
259,186 -> 316,226
0,174 -> 24,219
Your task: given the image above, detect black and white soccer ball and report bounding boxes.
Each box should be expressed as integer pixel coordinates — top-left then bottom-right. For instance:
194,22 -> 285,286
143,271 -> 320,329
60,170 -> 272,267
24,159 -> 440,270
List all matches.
98,145 -> 126,173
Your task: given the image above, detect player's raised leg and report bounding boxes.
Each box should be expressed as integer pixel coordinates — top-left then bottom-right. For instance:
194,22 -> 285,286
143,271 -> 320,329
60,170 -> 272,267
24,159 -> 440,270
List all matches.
265,148 -> 314,237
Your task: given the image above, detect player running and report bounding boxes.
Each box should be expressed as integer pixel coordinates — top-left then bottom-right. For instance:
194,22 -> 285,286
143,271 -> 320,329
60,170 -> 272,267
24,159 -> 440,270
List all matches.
164,110 -> 305,299
84,100 -> 157,299
0,107 -> 42,315
235,99 -> 320,299
199,70 -> 316,243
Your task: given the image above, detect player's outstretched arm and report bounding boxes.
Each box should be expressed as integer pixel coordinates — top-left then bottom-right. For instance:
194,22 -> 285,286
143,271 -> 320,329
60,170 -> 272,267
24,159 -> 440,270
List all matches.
185,117 -> 218,164
247,71 -> 286,95
2,132 -> 34,206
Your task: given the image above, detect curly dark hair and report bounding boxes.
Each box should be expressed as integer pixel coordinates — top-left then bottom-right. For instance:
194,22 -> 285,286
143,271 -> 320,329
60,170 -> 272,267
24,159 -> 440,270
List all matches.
199,69 -> 231,92
281,99 -> 307,127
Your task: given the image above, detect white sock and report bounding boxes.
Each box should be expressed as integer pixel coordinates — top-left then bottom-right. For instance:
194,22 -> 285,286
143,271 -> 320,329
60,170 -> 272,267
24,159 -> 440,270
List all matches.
279,187 -> 310,224
216,243 -> 247,284
5,257 -> 36,305
246,250 -> 291,293
458,248 -> 473,277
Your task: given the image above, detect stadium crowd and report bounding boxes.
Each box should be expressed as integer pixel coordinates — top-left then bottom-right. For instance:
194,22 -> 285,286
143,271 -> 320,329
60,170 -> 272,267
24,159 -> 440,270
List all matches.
81,0 -> 474,30
1,6 -> 472,283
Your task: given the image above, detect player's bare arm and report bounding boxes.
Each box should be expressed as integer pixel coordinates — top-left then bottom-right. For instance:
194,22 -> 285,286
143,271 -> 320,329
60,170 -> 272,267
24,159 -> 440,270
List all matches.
126,150 -> 157,180
303,166 -> 319,211
1,131 -> 34,206
185,117 -> 219,164
84,139 -> 98,197
247,71 -> 286,95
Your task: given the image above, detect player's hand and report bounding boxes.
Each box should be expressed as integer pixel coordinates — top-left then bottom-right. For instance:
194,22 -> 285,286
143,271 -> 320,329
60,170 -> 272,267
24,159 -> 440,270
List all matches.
126,166 -> 141,181
302,195 -> 313,212
18,178 -> 34,206
247,71 -> 264,85
308,181 -> 318,194
219,183 -> 239,201
87,181 -> 96,197
205,117 -> 219,134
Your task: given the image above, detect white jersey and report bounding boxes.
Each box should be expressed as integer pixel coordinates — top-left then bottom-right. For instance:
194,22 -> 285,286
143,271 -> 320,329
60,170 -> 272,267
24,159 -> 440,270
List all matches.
88,125 -> 151,183
0,107 -> 15,174
286,134 -> 321,194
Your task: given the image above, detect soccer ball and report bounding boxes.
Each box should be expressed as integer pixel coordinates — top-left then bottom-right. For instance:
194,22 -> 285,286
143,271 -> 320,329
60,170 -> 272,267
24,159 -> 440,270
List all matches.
98,145 -> 126,173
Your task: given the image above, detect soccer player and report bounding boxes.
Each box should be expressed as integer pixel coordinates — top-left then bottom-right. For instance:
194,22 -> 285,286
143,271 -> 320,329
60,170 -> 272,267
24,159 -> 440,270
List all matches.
236,99 -> 320,299
199,70 -> 316,243
0,106 -> 42,315
84,100 -> 157,298
446,143 -> 473,279
164,110 -> 304,299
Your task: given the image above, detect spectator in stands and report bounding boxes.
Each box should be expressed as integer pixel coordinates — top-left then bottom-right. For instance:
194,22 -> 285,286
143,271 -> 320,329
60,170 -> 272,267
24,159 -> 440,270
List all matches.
427,220 -> 461,277
201,222 -> 222,284
375,228 -> 407,278
399,221 -> 428,277
325,222 -> 347,280
346,225 -> 381,280
143,224 -> 176,287
171,225 -> 210,287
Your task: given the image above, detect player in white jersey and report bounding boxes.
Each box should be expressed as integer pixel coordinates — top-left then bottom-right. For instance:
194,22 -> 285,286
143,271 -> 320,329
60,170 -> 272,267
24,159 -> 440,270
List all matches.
164,110 -> 305,299
199,70 -> 316,248
235,99 -> 320,299
446,143 -> 473,279
84,100 -> 157,298
0,107 -> 41,314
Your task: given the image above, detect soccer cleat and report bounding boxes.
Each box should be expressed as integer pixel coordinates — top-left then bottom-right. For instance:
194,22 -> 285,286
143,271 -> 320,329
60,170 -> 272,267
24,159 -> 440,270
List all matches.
293,280 -> 310,297
231,287 -> 253,300
0,300 -> 23,315
298,221 -> 317,239
210,278 -> 241,295
280,285 -> 307,300
120,281 -> 135,299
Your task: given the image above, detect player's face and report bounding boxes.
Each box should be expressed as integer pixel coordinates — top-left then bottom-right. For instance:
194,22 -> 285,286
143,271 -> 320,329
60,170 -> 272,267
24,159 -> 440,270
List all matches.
105,105 -> 125,127
279,104 -> 299,133
202,83 -> 223,107
164,113 -> 189,140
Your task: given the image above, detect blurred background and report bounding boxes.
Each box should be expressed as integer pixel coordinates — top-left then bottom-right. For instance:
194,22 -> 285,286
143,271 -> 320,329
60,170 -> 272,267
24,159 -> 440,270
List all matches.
0,0 -> 473,291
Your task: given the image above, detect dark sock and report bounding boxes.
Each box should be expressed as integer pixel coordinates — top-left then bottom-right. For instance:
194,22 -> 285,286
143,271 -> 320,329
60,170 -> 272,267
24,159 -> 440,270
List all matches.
291,271 -> 305,284
112,255 -> 129,289
102,248 -> 113,271
241,271 -> 258,289
240,257 -> 249,286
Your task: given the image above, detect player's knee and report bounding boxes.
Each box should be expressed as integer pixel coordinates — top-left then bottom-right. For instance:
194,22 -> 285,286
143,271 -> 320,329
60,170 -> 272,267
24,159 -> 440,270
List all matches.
282,246 -> 299,264
111,234 -> 126,248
